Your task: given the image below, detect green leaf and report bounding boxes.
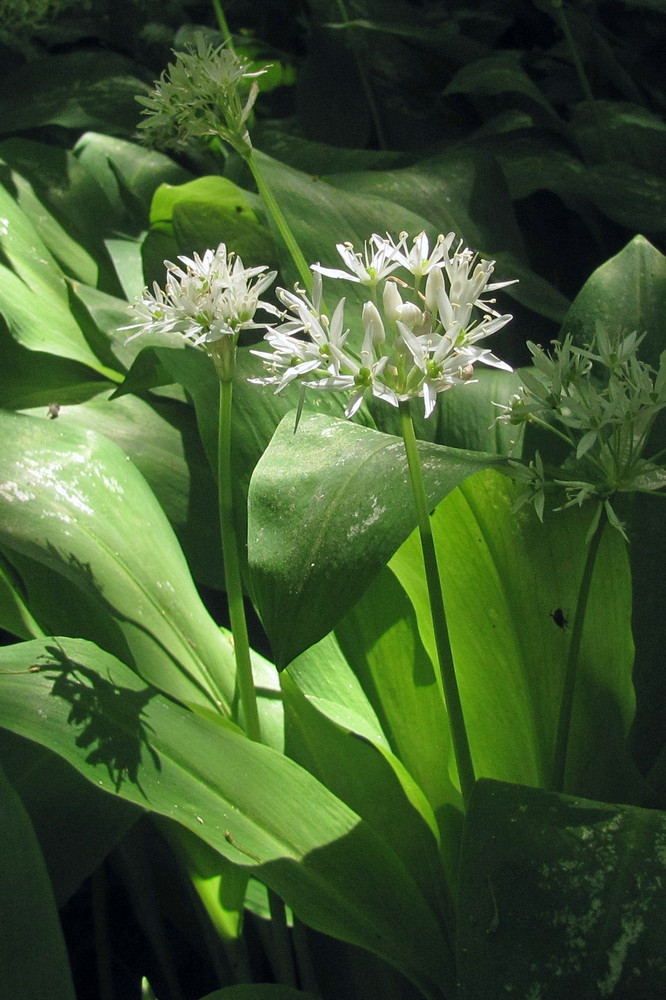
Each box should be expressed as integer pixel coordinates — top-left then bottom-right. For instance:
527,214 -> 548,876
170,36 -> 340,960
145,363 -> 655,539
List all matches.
281,670 -> 454,936
0,409 -> 236,714
0,158 -> 97,285
0,728 -> 138,906
0,638 -> 454,998
0,180 -> 120,378
457,779 -> 666,999
0,760 -> 76,1000
390,469 -> 637,801
73,132 -> 192,232
443,51 -> 560,122
0,52 -> 151,137
21,388 -> 221,588
248,412 -> 505,668
560,235 -> 666,369
336,566 -> 462,879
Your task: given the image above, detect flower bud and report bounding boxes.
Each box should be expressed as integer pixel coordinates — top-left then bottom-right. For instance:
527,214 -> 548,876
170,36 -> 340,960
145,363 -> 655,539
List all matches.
362,300 -> 386,347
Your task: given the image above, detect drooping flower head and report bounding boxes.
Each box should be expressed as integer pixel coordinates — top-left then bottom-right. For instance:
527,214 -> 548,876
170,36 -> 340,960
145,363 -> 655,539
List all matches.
251,231 -> 516,418
123,243 -> 278,378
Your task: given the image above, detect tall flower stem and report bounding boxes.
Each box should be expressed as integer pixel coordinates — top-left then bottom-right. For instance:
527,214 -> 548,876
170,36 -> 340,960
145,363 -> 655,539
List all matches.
243,151 -> 313,293
399,400 -> 476,807
551,503 -> 607,792
218,372 -> 262,743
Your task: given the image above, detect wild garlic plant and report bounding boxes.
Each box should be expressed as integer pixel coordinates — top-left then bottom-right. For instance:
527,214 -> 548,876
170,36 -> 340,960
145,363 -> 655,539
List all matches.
124,245 -> 280,742
251,230 -> 516,805
134,27 -> 521,805
497,324 -> 666,790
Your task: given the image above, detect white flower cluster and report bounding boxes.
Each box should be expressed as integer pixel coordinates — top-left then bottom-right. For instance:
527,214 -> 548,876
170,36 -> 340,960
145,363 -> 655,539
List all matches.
250,232 -> 516,418
124,244 -> 279,348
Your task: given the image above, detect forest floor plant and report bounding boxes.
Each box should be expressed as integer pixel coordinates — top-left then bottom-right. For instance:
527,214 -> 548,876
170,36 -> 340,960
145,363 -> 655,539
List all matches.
1,9 -> 666,1000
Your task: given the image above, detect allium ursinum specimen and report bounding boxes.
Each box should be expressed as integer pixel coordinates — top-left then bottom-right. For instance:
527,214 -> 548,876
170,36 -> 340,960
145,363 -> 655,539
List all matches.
136,37 -> 266,157
497,324 -> 666,537
124,244 -> 278,379
250,231 -> 515,418
123,243 -> 279,742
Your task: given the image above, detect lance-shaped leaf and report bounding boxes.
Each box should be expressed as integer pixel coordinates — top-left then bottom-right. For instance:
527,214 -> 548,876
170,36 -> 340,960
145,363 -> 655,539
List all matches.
0,409 -> 235,713
390,469 -> 637,802
0,760 -> 76,1000
0,638 -> 453,999
457,779 -> 666,999
247,412 -> 504,668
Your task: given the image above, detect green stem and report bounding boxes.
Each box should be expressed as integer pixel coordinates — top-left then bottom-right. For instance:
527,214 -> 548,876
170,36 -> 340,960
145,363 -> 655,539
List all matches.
244,151 -> 313,292
551,502 -> 607,792
211,0 -> 232,44
218,375 -> 262,743
399,400 -> 476,807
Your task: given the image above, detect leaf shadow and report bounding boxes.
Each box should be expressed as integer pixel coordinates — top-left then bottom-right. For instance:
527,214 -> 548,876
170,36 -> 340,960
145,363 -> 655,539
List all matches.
41,641 -> 161,797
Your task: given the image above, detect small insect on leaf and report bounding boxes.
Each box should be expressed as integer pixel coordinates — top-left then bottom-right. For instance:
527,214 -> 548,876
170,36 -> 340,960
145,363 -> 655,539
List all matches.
550,607 -> 569,629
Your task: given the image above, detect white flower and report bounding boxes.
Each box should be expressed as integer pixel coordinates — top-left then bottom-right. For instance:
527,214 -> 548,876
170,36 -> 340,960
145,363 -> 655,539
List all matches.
251,230 -> 516,420
123,243 -> 279,349
386,231 -> 455,278
311,234 -> 404,287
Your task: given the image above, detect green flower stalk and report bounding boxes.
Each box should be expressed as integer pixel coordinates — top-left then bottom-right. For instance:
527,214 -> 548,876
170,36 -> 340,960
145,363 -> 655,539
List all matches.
252,230 -> 517,806
498,324 -> 666,790
124,244 -> 279,741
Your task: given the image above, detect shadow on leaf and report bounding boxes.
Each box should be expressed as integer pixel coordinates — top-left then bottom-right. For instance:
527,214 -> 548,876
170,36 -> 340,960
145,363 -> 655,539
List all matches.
40,642 -> 161,795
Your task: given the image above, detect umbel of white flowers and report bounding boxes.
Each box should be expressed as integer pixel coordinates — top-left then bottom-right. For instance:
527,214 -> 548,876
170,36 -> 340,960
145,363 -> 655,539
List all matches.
250,231 -> 516,418
124,232 -> 515,414
123,244 -> 279,378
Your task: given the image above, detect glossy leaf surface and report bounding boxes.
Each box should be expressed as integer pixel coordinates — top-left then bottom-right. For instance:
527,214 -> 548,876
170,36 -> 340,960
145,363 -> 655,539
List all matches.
248,412 -> 505,668
0,638 -> 453,998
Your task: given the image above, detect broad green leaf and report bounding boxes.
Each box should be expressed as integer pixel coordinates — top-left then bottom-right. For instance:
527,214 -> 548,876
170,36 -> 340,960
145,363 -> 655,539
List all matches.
287,633 -> 388,746
0,181 -> 120,378
0,760 -> 76,1000
457,779 -> 666,999
0,138 -> 111,252
281,672 -> 453,934
248,411 -> 505,668
336,566 -> 462,871
151,176 -> 259,227
0,159 -> 97,285
0,728 -> 138,906
443,51 -> 561,121
73,133 -> 191,223
0,638 -> 454,998
21,389 -> 221,588
570,101 -> 666,179
0,330 -> 108,410
560,235 -> 666,368
0,409 -> 236,714
0,52 -> 150,137
391,469 -> 637,801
